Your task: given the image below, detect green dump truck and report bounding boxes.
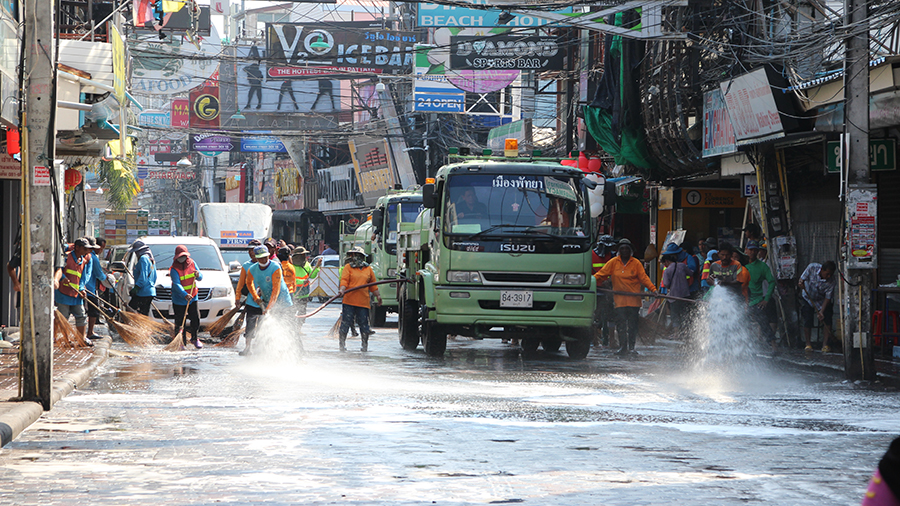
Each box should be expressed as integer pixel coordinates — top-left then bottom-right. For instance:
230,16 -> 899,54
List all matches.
340,189 -> 423,326
396,158 -> 597,358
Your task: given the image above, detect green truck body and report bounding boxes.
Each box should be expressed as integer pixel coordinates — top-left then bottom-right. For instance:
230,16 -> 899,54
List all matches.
396,160 -> 596,358
339,190 -> 423,326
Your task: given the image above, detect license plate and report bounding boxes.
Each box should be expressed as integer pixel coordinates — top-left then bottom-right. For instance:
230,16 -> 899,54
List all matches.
500,290 -> 533,308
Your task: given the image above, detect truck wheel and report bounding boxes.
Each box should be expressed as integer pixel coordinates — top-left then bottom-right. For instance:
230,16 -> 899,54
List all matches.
541,337 -> 562,353
422,320 -> 447,357
370,305 -> 387,327
399,298 -> 419,351
521,338 -> 540,354
564,329 -> 591,360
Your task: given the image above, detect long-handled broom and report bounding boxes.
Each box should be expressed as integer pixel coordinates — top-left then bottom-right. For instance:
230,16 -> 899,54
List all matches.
164,307 -> 190,351
78,290 -> 156,347
213,310 -> 245,348
93,290 -> 174,336
53,309 -> 91,349
207,302 -> 243,337
297,279 -> 404,338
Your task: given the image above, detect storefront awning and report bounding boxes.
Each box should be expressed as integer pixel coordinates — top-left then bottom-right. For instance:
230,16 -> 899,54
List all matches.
272,210 -> 324,223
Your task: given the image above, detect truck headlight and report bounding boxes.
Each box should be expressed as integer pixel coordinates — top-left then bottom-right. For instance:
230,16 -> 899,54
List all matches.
552,274 -> 585,286
447,270 -> 481,283
211,286 -> 232,298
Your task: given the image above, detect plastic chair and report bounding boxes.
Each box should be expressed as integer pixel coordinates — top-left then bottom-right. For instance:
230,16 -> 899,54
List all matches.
872,310 -> 899,347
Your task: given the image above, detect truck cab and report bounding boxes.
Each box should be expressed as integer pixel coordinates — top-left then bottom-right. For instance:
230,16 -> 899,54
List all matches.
397,161 -> 596,358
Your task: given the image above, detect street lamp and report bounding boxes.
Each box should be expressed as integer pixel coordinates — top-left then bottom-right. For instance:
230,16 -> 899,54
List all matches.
310,35 -> 329,49
231,110 -> 246,120
177,156 -> 193,168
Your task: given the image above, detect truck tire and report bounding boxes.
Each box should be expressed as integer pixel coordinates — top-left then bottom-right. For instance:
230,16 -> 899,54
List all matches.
399,298 -> 419,351
521,338 -> 540,354
422,320 -> 447,357
565,328 -> 591,360
370,305 -> 387,328
541,337 -> 562,353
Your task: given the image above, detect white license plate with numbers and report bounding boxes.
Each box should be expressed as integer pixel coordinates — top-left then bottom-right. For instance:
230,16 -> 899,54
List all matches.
500,290 -> 533,308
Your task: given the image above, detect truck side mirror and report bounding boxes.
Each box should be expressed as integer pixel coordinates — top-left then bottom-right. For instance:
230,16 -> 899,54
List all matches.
422,183 -> 435,208
371,208 -> 384,234
109,261 -> 127,273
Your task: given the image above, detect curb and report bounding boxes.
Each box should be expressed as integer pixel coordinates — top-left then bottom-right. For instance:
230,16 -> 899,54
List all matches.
0,337 -> 110,447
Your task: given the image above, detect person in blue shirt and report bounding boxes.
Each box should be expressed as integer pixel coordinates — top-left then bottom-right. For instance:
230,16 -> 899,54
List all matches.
54,238 -> 91,341
128,240 -> 157,316
240,246 -> 292,356
82,237 -> 109,340
170,245 -> 203,349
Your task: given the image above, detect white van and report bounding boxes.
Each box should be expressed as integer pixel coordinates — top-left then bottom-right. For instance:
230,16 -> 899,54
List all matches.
113,237 -> 236,329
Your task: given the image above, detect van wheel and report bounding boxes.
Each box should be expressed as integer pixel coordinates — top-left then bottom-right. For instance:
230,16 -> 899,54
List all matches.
565,328 -> 591,360
521,338 -> 540,354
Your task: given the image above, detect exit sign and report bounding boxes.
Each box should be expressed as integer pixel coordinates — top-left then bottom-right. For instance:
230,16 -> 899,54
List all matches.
826,139 -> 896,173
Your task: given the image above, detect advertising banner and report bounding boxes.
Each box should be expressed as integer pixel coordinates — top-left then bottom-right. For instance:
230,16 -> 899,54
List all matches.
266,23 -> 422,73
0,151 -> 20,179
189,134 -> 238,152
189,74 -> 220,129
241,136 -> 287,153
274,159 -> 303,210
413,45 -> 464,113
138,110 -> 171,127
449,35 -> 563,71
349,137 -> 395,207
130,25 -> 221,95
171,98 -> 189,128
225,165 -> 244,203
418,3 -> 571,27
720,68 -> 785,145
702,89 -> 737,158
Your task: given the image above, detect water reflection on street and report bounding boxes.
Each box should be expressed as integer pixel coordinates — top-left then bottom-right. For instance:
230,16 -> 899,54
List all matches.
0,303 -> 896,505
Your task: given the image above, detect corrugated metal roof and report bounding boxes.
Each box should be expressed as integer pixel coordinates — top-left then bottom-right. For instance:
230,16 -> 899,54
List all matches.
785,57 -> 888,92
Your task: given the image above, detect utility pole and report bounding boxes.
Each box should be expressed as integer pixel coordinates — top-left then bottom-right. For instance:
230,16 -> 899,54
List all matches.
21,0 -> 57,408
842,0 -> 875,380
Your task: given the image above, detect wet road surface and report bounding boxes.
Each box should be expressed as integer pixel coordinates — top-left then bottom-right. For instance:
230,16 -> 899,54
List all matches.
0,303 -> 896,505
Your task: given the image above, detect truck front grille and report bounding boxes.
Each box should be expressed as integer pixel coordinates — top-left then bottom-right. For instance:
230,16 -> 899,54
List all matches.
480,272 -> 552,285
478,300 -> 555,311
154,288 -> 211,301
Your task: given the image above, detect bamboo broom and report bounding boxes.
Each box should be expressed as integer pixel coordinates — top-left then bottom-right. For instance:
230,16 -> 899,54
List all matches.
207,303 -> 243,337
79,292 -> 156,347
213,311 -> 245,348
164,307 -> 190,351
53,309 -> 82,349
93,291 -> 174,336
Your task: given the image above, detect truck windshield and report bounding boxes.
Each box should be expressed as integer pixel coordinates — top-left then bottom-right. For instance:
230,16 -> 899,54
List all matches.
444,174 -> 586,237
386,202 -> 424,243
148,244 -> 224,271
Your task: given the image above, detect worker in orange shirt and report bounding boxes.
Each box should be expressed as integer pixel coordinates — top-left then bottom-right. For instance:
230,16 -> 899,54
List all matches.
338,246 -> 382,352
593,238 -> 657,356
707,242 -> 750,302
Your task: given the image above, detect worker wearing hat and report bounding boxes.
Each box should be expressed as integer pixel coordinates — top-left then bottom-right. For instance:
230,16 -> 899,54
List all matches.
127,239 -> 157,316
594,238 -> 657,356
81,237 -> 108,341
592,235 -> 618,347
241,245 -> 293,356
171,245 -> 204,349
235,239 -> 263,306
291,246 -> 322,317
338,246 -> 382,352
54,237 -> 93,342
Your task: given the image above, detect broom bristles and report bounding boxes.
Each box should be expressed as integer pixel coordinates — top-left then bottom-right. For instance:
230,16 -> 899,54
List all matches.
109,318 -> 157,347
54,309 -> 93,349
121,311 -> 174,335
207,305 -> 241,337
164,331 -> 185,351
214,326 -> 243,348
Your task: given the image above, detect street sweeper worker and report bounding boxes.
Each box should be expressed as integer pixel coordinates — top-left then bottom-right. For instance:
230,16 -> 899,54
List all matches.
593,238 -> 657,356
128,240 -> 157,316
290,247 -> 321,316
235,239 -> 262,304
707,242 -> 750,301
277,246 -> 296,294
170,245 -> 204,349
338,246 -> 382,352
54,237 -> 91,341
241,245 -> 292,356
81,237 -> 107,341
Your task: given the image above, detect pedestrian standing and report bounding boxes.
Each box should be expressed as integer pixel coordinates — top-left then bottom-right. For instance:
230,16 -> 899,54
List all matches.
82,237 -> 108,340
593,238 -> 657,356
322,243 -> 337,255
592,235 -> 617,347
660,252 -> 691,337
338,246 -> 382,352
290,247 -> 321,317
798,260 -> 837,353
707,242 -> 749,301
54,238 -> 92,341
745,240 -> 778,352
242,245 -> 293,356
128,240 -> 157,316
170,245 -> 204,349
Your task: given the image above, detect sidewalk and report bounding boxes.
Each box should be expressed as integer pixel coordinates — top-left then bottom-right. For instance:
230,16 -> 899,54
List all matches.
0,329 -> 110,447
773,346 -> 900,387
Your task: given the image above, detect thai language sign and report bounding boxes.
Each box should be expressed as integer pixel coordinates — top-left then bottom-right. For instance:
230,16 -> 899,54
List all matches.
702,89 -> 737,158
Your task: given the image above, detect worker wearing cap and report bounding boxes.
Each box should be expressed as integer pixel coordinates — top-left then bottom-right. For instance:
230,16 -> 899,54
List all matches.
54,237 -> 92,341
593,238 -> 657,356
171,245 -> 204,349
291,246 -> 322,317
235,239 -> 263,305
242,245 -> 292,356
338,246 -> 382,352
707,242 -> 750,301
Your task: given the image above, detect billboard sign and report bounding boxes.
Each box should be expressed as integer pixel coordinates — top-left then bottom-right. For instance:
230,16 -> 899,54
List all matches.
702,89 -> 737,158
241,136 -> 287,153
266,23 -> 422,73
138,110 -> 171,128
413,45 -> 465,113
418,3 -> 571,27
349,137 -> 395,207
235,46 -> 343,114
449,35 -> 563,71
130,25 -> 221,95
720,68 -> 785,145
189,134 -> 238,152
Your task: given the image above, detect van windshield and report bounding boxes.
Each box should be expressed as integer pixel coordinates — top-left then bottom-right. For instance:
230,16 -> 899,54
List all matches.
148,244 -> 224,271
